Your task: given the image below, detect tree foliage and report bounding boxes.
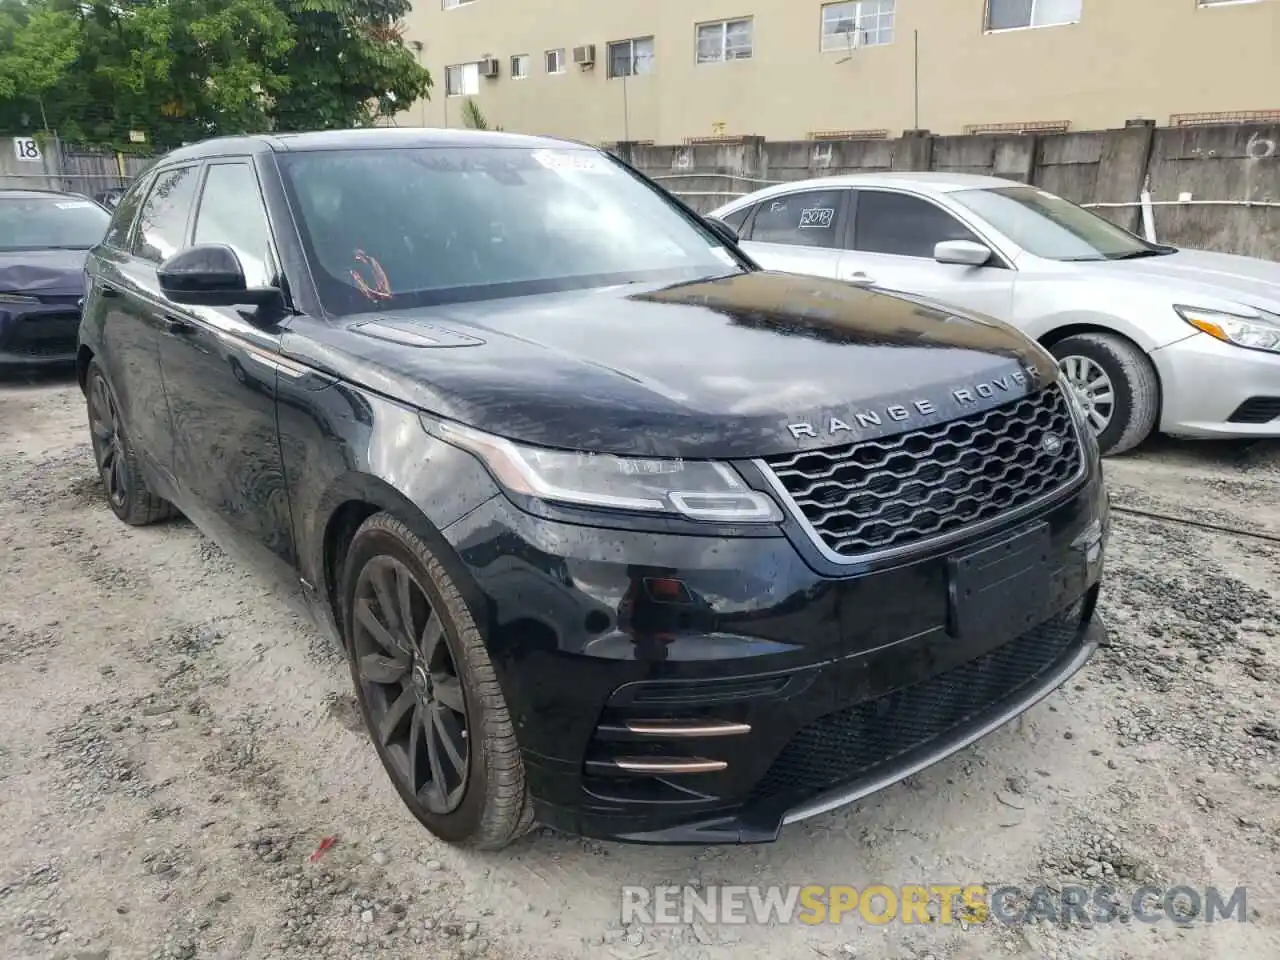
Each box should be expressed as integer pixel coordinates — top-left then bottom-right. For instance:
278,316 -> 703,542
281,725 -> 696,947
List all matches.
0,0 -> 431,149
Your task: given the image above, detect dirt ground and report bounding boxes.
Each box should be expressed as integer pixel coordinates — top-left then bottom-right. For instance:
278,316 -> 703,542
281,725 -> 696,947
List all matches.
1,373 -> 1278,960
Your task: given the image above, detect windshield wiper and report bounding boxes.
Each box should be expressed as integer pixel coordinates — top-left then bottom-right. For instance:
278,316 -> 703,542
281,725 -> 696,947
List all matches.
1107,245 -> 1177,260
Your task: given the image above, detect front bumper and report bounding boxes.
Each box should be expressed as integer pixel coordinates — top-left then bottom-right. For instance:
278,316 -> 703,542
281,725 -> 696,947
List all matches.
1151,331 -> 1280,438
0,297 -> 81,370
442,458 -> 1109,845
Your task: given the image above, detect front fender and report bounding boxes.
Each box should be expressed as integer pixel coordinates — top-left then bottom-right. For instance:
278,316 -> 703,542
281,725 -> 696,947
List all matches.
273,377 -> 501,635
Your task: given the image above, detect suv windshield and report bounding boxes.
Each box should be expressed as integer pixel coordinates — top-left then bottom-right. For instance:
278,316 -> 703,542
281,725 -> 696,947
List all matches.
0,196 -> 111,252
950,185 -> 1172,262
276,146 -> 743,315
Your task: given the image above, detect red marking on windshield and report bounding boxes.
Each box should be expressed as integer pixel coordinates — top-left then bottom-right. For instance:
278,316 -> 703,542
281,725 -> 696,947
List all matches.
351,249 -> 393,301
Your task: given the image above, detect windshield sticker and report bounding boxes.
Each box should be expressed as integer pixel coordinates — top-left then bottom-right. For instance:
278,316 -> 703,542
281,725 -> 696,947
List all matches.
532,150 -> 610,173
55,201 -> 96,209
350,249 -> 393,302
799,207 -> 835,229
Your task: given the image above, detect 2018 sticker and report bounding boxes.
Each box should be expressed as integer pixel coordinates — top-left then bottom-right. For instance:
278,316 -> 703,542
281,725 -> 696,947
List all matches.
532,150 -> 609,173
799,207 -> 835,228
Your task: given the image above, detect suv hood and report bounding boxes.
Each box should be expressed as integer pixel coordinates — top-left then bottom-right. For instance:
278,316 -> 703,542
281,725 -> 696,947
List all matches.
1089,248 -> 1280,314
289,272 -> 1059,459
0,248 -> 89,297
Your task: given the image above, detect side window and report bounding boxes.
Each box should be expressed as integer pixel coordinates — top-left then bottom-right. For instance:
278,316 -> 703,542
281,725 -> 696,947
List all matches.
745,190 -> 844,248
132,165 -> 200,264
102,174 -> 153,250
718,205 -> 752,233
854,190 -> 981,258
192,162 -> 275,288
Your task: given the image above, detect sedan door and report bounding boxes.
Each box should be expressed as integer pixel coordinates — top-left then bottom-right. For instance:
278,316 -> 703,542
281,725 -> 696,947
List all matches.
736,187 -> 852,278
153,159 -> 301,587
840,188 -> 1016,321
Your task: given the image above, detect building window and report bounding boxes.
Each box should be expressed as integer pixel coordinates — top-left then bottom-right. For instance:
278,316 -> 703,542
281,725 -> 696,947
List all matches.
696,17 -> 753,63
445,62 -> 479,97
510,54 -> 530,79
442,0 -> 475,9
985,0 -> 1082,31
607,37 -> 655,78
545,48 -> 565,74
821,1 -> 895,53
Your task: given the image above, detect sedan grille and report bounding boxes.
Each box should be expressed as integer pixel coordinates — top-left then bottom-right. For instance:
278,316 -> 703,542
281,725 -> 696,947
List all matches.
4,312 -> 80,357
763,384 -> 1082,560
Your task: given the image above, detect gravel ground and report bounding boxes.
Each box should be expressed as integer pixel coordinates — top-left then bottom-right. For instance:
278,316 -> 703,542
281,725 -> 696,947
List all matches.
1,374 -> 1278,960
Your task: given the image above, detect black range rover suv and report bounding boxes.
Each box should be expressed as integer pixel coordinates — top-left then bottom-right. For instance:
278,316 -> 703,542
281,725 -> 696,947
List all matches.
77,129 -> 1108,849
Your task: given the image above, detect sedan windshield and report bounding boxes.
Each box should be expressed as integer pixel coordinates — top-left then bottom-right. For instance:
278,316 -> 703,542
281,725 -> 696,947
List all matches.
950,185 -> 1171,262
0,196 -> 111,252
276,146 -> 744,316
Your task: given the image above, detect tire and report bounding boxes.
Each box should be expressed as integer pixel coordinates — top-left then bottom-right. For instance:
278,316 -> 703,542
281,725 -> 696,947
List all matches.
1049,332 -> 1160,457
85,361 -> 177,526
339,512 -> 534,850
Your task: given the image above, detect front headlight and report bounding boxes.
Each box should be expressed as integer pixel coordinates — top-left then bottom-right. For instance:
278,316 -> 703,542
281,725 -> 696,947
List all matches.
1174,305 -> 1280,355
423,417 -> 782,523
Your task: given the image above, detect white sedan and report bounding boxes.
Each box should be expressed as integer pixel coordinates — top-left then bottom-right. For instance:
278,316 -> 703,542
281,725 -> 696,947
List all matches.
707,173 -> 1280,455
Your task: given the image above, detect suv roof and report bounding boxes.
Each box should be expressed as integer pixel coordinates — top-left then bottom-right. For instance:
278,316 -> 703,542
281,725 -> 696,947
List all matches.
160,128 -> 590,166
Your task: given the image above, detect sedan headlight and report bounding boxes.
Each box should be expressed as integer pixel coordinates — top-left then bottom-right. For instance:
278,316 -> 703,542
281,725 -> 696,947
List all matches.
423,417 -> 782,523
1174,305 -> 1280,355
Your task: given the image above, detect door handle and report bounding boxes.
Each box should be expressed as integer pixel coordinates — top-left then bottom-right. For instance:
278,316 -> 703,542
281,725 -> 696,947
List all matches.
164,316 -> 194,334
98,282 -> 120,298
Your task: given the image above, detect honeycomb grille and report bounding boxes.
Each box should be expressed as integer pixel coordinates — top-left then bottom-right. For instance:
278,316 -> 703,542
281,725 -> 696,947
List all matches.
764,384 -> 1081,559
6,313 -> 80,356
750,606 -> 1084,802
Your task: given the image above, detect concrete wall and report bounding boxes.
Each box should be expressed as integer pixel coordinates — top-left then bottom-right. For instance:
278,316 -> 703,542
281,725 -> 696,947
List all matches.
401,0 -> 1280,145
618,121 -> 1280,259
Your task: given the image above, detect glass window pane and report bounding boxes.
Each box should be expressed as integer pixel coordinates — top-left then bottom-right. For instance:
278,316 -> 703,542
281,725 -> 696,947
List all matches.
634,37 -> 654,74
193,163 -> 273,287
132,166 -> 199,264
988,0 -> 1033,29
726,19 -> 753,58
696,24 -> 723,63
855,191 -> 979,258
748,190 -> 844,248
1031,0 -> 1081,26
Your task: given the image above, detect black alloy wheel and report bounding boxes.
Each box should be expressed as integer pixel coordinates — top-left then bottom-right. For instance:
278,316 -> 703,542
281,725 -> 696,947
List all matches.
88,371 -> 127,510
85,362 -> 175,526
341,512 -> 533,849
351,555 -> 470,814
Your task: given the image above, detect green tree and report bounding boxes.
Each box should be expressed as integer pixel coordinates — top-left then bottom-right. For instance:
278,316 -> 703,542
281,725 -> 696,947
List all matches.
269,0 -> 432,130
0,0 -> 431,148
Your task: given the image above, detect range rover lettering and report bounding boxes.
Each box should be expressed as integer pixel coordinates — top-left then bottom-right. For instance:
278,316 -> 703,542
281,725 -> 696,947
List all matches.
77,130 -> 1109,849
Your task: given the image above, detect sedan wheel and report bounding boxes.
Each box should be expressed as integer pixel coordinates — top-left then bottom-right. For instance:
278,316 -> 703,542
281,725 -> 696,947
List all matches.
1057,354 -> 1115,435
1048,332 -> 1160,456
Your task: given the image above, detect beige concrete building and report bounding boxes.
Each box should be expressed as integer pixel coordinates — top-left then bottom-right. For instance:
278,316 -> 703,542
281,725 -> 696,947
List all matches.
399,0 -> 1280,144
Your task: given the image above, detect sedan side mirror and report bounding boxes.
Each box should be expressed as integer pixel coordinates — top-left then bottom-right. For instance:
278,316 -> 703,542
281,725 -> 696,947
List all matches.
703,215 -> 740,246
934,239 -> 994,267
158,243 -> 280,308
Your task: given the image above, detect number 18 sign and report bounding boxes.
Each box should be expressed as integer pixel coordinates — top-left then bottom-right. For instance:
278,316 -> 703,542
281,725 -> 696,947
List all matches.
13,136 -> 43,162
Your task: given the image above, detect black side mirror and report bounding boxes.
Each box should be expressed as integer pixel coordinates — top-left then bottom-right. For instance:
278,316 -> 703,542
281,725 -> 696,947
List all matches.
703,215 -> 740,246
158,243 -> 280,309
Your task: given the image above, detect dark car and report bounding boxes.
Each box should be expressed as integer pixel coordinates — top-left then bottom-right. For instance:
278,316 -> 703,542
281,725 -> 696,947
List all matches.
76,129 -> 1109,850
0,188 -> 111,371
94,186 -> 129,209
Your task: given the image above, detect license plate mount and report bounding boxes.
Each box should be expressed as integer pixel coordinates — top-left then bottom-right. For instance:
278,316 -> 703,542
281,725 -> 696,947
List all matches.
948,522 -> 1052,643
